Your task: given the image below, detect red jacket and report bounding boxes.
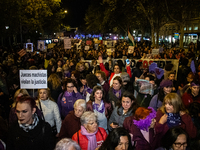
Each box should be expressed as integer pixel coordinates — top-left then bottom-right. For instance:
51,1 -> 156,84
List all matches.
99,63 -> 132,85
155,110 -> 197,139
72,127 -> 107,150
181,92 -> 200,108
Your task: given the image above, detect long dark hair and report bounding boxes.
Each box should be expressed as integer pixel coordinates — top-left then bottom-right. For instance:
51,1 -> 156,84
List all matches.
89,85 -> 105,102
157,88 -> 165,103
99,127 -> 133,150
117,91 -> 139,115
161,127 -> 189,150
63,78 -> 77,91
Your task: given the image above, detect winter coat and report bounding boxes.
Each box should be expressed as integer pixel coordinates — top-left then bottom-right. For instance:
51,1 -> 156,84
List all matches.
57,91 -> 82,119
7,118 -> 55,150
72,127 -> 107,150
59,110 -> 81,139
181,92 -> 200,108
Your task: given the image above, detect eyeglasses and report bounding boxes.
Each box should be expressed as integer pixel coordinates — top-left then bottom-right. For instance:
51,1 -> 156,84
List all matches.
67,86 -> 74,88
173,142 -> 187,148
87,121 -> 97,126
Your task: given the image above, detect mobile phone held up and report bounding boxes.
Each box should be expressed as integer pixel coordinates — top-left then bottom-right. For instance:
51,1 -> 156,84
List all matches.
126,59 -> 130,65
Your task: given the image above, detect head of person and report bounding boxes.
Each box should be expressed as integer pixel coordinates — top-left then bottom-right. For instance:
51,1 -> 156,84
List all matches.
73,99 -> 86,118
57,60 -> 63,68
160,79 -> 173,95
144,74 -> 155,85
55,138 -> 81,150
86,74 -> 99,89
114,64 -> 121,74
38,88 -> 52,101
71,71 -> 80,82
160,93 -> 187,114
80,111 -> 98,133
162,127 -> 188,150
168,71 -> 175,81
76,62 -> 86,72
90,86 -> 104,102
118,91 -> 139,114
79,73 -> 87,86
133,107 -> 156,131
113,76 -> 122,91
15,95 -> 36,125
95,71 -> 107,83
47,73 -> 61,89
99,127 -> 132,150
63,78 -> 77,93
120,72 -> 130,85
136,62 -> 143,70
189,81 -> 200,97
187,72 -> 195,83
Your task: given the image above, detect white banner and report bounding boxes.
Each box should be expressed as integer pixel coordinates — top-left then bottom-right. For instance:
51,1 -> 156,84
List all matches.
64,38 -> 71,49
85,45 -> 90,50
37,41 -> 45,50
26,43 -> 33,52
20,70 -> 47,89
152,49 -> 159,55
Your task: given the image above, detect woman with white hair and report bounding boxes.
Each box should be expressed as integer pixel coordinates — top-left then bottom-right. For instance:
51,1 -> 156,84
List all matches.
55,138 -> 81,150
72,111 -> 107,150
59,99 -> 86,139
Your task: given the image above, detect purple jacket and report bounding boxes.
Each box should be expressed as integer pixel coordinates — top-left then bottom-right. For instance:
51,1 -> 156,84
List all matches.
149,94 -> 162,111
123,116 -> 161,150
57,91 -> 82,119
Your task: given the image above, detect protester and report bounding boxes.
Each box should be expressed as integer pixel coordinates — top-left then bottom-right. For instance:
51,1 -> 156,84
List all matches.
55,138 -> 81,150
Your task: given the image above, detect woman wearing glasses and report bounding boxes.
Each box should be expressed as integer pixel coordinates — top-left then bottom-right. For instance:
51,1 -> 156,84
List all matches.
160,127 -> 189,150
57,78 -> 82,120
72,111 -> 107,150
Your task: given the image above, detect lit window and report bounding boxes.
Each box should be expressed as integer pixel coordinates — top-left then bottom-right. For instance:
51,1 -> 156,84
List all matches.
189,26 -> 192,30
194,24 -> 198,30
184,27 -> 187,31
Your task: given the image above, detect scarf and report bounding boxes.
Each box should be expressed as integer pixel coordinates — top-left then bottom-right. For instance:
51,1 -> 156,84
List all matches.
166,112 -> 181,128
133,107 -> 156,131
83,85 -> 93,96
64,91 -> 73,97
93,100 -> 105,113
113,89 -> 121,98
81,125 -> 98,150
18,113 -> 39,132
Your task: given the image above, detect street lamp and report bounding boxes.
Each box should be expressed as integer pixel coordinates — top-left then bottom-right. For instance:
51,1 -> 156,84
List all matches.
64,10 -> 67,13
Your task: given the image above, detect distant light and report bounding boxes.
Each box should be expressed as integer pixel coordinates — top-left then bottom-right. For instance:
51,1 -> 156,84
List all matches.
64,10 -> 67,13
133,30 -> 136,33
54,33 -> 56,35
40,33 -> 42,35
36,31 -> 38,33
5,26 -> 9,29
109,33 -> 112,35
114,36 -> 117,39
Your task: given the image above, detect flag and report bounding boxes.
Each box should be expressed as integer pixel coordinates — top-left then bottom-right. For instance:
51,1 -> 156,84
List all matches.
18,49 -> 26,57
128,30 -> 135,46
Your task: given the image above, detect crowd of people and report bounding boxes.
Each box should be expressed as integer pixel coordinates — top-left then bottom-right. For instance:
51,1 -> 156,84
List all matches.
0,40 -> 200,150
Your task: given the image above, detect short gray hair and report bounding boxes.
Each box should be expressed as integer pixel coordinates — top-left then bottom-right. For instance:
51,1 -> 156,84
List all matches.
74,99 -> 86,110
80,111 -> 97,125
55,138 -> 81,150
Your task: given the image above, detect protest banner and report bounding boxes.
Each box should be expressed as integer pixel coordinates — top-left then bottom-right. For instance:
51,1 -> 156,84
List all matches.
152,49 -> 159,55
106,40 -> 114,48
95,44 -> 98,50
26,43 -> 33,52
86,40 -> 92,45
85,45 -> 90,50
64,38 -> 71,49
20,70 -> 47,89
18,49 -> 26,57
48,43 -> 56,49
38,40 -> 45,50
128,46 -> 134,53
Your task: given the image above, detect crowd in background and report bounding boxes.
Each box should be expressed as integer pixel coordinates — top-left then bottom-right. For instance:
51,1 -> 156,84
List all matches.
0,40 -> 200,150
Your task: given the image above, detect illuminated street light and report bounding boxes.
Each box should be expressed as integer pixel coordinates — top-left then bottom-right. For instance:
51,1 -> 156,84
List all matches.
64,10 -> 68,13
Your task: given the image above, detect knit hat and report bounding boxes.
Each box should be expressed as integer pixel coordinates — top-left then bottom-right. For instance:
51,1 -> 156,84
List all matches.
120,72 -> 130,82
160,79 -> 173,88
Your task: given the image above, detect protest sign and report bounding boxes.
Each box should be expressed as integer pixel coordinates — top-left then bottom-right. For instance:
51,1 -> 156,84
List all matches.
86,40 -> 92,45
64,38 -> 71,49
47,43 -> 56,49
18,49 -> 26,57
38,40 -> 45,50
128,46 -> 134,53
26,43 -> 33,52
20,70 -> 47,89
106,41 -> 114,48
152,49 -> 159,55
95,44 -> 98,50
85,46 -> 90,50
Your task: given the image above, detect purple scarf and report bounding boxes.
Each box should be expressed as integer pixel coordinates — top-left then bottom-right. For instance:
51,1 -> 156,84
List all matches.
83,85 -> 93,96
113,89 -> 121,98
64,91 -> 73,97
81,125 -> 98,150
93,100 -> 105,113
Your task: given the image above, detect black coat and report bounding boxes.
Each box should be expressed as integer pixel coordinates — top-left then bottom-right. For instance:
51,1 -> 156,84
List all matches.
7,118 -> 55,150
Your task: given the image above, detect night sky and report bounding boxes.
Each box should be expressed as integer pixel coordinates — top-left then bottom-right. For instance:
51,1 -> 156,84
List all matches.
61,0 -> 91,27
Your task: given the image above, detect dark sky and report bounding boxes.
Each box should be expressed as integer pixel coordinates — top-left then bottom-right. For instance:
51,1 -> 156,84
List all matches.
61,0 -> 91,27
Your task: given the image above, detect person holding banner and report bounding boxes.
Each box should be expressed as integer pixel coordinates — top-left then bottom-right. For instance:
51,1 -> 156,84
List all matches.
7,95 -> 55,150
36,88 -> 62,137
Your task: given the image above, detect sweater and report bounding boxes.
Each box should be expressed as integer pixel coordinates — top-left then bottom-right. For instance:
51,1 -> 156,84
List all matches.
58,110 -> 81,139
149,94 -> 162,111
36,99 -> 62,133
181,92 -> 200,108
7,118 -> 55,150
